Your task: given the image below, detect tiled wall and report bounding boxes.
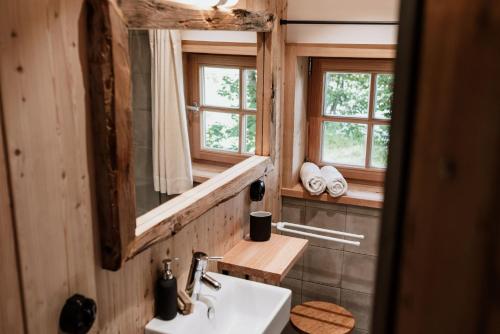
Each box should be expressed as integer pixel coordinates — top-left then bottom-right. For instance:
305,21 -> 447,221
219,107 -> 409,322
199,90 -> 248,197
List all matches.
129,30 -> 161,216
280,197 -> 381,334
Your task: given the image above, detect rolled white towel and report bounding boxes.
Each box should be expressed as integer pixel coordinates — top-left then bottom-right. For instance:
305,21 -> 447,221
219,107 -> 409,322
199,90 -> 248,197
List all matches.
300,162 -> 327,195
321,165 -> 348,197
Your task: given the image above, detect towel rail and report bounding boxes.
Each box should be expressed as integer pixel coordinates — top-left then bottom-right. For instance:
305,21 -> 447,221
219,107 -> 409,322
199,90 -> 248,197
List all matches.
272,222 -> 364,246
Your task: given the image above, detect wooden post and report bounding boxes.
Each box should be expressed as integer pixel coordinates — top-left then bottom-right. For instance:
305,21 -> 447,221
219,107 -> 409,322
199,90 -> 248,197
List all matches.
253,0 -> 286,219
374,0 -> 500,333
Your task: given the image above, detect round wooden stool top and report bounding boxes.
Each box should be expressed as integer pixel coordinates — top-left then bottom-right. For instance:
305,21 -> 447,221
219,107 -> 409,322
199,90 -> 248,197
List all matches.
290,301 -> 355,334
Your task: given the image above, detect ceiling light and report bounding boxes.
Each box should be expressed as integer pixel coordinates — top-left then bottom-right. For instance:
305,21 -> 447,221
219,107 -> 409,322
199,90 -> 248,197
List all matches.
172,0 -> 219,8
171,0 -> 239,8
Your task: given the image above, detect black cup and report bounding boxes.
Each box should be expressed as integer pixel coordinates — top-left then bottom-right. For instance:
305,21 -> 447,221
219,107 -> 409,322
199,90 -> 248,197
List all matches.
250,211 -> 272,242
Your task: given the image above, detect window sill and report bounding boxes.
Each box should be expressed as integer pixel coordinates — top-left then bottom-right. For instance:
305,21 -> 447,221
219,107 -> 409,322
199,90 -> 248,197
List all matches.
281,182 -> 384,209
192,161 -> 231,183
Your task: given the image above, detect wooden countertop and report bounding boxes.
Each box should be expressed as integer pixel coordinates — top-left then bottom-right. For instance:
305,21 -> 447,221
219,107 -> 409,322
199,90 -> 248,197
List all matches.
281,182 -> 384,209
217,234 -> 308,284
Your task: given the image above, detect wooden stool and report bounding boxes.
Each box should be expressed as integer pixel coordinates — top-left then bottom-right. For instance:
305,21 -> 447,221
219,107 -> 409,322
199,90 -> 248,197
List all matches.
290,301 -> 355,334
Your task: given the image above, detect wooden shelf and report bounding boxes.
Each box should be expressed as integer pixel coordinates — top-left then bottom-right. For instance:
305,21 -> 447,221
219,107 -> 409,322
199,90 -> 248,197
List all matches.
217,234 -> 308,284
281,182 -> 384,209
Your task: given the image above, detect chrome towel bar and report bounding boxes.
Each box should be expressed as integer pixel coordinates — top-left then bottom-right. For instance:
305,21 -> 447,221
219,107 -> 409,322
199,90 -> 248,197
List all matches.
271,222 -> 364,246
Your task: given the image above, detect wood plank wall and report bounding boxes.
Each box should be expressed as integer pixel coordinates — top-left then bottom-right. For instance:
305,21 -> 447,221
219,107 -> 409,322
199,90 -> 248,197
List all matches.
0,94 -> 26,333
0,0 -> 98,331
0,0 -> 283,332
95,190 -> 258,333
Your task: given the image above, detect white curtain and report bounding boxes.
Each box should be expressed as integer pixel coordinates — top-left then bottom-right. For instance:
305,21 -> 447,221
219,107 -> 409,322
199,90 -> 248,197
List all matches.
149,30 -> 193,195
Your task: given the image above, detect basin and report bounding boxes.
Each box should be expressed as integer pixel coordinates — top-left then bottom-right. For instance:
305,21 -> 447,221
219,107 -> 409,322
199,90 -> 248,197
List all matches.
146,272 -> 291,334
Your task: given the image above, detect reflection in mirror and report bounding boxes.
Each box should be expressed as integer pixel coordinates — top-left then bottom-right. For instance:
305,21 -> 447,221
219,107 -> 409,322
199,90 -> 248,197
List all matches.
129,30 -> 258,218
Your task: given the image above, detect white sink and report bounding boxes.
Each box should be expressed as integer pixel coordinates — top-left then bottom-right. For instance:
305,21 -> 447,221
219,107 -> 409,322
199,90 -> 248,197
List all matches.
146,272 -> 291,334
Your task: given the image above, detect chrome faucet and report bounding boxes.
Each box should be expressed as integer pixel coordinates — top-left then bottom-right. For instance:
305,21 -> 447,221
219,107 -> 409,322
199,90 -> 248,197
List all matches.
185,252 -> 222,301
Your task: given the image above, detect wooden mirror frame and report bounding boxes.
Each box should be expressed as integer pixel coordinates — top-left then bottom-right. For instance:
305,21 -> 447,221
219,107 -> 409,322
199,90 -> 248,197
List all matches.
86,0 -> 276,270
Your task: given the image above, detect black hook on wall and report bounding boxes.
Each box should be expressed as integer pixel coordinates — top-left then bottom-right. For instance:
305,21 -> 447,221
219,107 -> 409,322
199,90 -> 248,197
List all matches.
250,179 -> 266,202
59,294 -> 97,334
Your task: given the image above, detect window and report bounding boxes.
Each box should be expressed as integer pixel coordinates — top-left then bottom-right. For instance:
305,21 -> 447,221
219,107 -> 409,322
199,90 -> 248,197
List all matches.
186,54 -> 257,164
308,58 -> 394,182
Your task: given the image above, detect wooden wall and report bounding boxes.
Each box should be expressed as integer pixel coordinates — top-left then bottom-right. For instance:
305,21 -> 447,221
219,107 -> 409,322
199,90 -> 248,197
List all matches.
392,0 -> 500,332
373,0 -> 500,333
95,190 -> 256,333
0,0 -> 283,333
1,0 -> 98,331
282,51 -> 308,188
0,96 -> 26,333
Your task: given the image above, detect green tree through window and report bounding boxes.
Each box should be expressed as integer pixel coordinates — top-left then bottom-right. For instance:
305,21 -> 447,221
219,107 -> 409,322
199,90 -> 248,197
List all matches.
322,72 -> 393,168
201,66 -> 257,154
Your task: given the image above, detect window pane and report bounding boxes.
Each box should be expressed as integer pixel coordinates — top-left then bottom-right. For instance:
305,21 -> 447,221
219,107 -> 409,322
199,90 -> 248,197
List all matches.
244,69 -> 257,110
203,111 -> 239,152
375,74 -> 394,119
201,66 -> 240,108
322,121 -> 367,166
371,124 -> 390,168
243,114 -> 256,154
323,72 -> 371,117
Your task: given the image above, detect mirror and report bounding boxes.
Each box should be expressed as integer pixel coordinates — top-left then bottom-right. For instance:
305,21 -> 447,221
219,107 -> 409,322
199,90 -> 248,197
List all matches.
129,30 -> 259,219
87,0 -> 274,270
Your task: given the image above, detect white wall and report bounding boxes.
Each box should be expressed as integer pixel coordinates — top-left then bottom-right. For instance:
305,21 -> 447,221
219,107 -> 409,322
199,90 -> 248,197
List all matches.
286,0 -> 399,44
180,1 -> 399,44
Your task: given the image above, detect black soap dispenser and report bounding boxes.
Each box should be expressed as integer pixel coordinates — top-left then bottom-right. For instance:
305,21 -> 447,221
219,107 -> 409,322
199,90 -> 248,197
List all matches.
156,258 -> 178,321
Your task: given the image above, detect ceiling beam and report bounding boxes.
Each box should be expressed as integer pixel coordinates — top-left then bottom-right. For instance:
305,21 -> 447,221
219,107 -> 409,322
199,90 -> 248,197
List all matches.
118,0 -> 275,32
